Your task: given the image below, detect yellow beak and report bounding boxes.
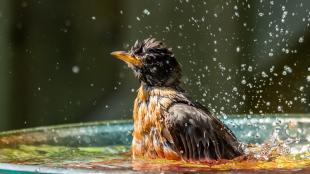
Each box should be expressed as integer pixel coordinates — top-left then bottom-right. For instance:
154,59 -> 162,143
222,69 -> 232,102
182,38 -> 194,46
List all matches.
110,51 -> 142,66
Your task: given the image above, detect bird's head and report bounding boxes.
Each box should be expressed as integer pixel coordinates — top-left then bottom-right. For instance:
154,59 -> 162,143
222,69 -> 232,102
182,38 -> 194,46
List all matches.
111,38 -> 181,87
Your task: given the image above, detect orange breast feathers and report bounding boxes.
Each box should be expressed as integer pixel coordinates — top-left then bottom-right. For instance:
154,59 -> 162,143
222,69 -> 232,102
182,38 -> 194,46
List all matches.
132,86 -> 180,160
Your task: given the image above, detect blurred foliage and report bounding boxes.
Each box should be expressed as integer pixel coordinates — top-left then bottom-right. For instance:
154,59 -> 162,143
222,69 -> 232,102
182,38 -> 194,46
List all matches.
0,0 -> 310,131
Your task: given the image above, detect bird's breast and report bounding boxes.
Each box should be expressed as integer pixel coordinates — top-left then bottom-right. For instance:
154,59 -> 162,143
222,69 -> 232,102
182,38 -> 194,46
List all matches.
132,86 -> 181,160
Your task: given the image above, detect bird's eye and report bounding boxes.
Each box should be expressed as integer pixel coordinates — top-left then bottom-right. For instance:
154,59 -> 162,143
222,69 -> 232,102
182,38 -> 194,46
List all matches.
134,47 -> 143,55
131,42 -> 144,55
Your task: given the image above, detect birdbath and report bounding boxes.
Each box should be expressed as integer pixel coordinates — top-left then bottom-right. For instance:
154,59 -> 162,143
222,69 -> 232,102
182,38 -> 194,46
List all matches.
0,115 -> 309,174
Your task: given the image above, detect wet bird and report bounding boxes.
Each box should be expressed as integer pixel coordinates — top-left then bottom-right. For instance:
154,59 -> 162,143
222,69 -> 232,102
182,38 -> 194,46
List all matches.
111,38 -> 244,162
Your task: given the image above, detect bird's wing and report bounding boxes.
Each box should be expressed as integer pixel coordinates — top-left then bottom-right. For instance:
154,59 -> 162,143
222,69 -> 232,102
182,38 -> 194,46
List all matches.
164,103 -> 243,161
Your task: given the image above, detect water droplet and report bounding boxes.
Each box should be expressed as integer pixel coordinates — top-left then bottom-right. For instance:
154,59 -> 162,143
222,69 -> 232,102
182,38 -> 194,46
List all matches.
236,46 -> 240,52
72,65 -> 80,74
233,87 -> 238,92
261,71 -> 268,78
241,79 -> 247,85
284,65 -> 292,74
277,106 -> 283,112
268,52 -> 274,57
143,9 -> 150,15
298,36 -> 304,43
248,66 -> 253,72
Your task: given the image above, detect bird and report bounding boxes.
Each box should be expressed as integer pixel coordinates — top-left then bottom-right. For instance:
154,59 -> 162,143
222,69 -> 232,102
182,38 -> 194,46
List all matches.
111,38 -> 244,162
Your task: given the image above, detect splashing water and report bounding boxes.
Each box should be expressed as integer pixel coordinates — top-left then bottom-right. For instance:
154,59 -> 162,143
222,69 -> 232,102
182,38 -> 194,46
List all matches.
1,144 -> 308,172
0,116 -> 309,173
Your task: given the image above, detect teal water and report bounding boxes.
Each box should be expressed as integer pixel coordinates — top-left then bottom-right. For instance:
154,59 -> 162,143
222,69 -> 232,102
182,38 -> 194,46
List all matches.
0,115 -> 309,173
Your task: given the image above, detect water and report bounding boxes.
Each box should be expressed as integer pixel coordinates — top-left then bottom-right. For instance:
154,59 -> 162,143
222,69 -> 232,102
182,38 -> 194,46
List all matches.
0,115 -> 309,173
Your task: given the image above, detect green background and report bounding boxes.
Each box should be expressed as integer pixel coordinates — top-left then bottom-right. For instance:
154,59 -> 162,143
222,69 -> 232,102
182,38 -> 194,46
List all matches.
0,0 -> 310,131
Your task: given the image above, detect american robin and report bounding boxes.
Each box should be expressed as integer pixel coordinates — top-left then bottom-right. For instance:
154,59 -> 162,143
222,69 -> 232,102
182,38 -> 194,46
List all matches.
111,38 -> 244,162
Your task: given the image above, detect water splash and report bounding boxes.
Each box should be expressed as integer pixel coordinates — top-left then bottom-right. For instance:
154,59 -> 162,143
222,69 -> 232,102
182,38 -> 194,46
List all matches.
0,117 -> 309,173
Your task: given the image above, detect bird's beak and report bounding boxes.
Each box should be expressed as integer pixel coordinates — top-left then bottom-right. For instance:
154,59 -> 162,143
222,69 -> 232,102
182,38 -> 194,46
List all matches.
110,51 -> 142,66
